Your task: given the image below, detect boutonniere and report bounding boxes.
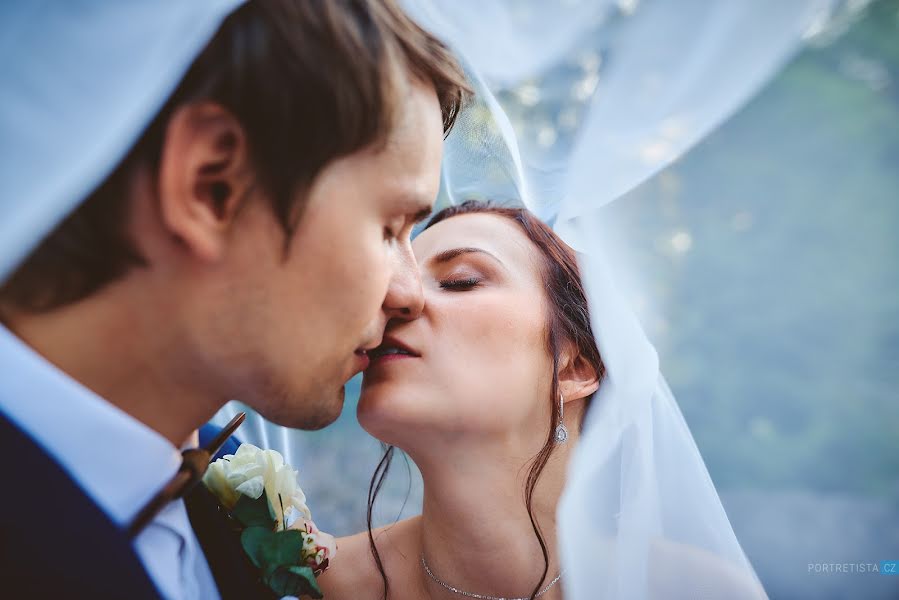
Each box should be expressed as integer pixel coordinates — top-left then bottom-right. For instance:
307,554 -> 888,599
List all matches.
202,443 -> 337,599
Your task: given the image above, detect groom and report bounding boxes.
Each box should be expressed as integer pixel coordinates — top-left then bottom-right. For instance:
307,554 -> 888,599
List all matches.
0,1 -> 466,598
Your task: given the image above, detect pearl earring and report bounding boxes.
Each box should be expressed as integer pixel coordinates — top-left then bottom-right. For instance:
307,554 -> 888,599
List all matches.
555,392 -> 569,443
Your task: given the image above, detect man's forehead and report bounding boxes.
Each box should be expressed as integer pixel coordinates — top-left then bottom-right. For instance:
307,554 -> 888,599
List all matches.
385,78 -> 442,145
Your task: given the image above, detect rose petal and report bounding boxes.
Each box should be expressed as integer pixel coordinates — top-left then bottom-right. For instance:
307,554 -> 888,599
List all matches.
234,475 -> 265,499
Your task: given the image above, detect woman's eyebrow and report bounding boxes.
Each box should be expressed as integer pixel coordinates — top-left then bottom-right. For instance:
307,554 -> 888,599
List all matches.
427,247 -> 505,268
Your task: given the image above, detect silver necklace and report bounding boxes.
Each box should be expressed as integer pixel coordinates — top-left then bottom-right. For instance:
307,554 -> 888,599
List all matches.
420,554 -> 562,600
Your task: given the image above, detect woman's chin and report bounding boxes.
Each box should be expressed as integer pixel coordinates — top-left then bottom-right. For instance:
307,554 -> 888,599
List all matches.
357,388 -> 405,437
357,416 -> 414,449
357,390 -> 434,446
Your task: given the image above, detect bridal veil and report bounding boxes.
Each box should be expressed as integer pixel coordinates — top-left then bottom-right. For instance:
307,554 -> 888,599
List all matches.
0,1 -> 852,598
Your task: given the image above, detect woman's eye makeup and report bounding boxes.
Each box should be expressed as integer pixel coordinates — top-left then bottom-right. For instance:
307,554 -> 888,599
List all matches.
438,276 -> 482,290
430,250 -> 501,291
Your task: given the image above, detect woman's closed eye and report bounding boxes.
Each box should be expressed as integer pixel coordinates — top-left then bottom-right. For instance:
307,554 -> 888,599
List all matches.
439,276 -> 482,291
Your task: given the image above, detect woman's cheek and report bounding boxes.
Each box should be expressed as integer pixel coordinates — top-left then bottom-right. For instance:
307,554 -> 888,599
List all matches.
452,296 -> 546,424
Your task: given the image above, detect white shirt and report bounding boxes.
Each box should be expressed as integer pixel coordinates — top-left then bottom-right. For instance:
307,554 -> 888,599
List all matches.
0,325 -> 220,600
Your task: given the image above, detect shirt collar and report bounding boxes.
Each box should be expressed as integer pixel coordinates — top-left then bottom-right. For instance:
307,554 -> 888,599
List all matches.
0,324 -> 182,526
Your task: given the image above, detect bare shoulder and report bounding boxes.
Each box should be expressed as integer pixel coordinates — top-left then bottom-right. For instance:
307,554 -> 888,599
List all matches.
317,516 -> 422,600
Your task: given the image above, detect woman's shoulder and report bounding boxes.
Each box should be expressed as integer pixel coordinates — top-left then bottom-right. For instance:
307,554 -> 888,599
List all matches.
316,516 -> 422,600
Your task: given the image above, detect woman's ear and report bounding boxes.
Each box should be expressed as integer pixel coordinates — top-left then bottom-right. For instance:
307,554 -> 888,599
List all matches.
558,345 -> 600,403
156,102 -> 254,262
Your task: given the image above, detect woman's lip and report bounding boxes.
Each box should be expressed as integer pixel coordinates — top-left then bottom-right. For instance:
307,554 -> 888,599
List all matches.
367,353 -> 418,367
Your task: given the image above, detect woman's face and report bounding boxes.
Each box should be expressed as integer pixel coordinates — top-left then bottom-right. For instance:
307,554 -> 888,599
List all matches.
359,212 -> 555,446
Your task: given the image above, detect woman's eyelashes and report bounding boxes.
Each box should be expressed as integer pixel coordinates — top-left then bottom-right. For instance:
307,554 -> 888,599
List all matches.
438,276 -> 482,291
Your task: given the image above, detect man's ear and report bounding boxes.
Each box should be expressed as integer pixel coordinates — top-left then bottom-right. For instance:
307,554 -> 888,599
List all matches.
558,345 -> 601,403
156,102 -> 254,262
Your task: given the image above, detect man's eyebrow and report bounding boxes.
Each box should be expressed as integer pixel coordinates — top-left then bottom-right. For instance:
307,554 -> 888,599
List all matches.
396,192 -> 434,224
411,206 -> 432,224
428,247 -> 504,267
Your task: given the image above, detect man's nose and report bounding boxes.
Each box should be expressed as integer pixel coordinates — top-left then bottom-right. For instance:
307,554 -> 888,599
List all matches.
382,245 -> 424,321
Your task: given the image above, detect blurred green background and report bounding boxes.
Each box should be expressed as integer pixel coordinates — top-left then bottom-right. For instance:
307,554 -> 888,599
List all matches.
626,0 -> 899,497
585,2 -> 899,597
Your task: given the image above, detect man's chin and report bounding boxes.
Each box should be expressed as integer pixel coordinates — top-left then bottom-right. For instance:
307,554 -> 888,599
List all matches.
301,404 -> 342,430
263,386 -> 345,431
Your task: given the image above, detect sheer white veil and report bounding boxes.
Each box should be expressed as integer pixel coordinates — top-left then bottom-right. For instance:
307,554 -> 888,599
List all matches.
0,0 -> 245,282
212,1 -> 850,597
396,1 -> 845,598
0,2 -> 864,598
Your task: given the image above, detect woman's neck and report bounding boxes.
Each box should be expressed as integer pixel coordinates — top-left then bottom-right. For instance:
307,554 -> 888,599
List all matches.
409,436 -> 570,600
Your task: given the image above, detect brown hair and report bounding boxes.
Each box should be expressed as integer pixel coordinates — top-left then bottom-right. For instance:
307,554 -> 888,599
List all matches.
0,0 -> 469,313
367,200 -> 605,600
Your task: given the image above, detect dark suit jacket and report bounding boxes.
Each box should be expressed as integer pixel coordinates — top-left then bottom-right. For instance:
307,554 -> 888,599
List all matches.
0,410 -> 161,599
0,414 -> 273,599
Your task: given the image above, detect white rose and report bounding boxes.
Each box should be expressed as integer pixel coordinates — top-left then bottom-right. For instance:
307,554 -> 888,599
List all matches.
203,458 -> 240,509
202,443 -> 311,528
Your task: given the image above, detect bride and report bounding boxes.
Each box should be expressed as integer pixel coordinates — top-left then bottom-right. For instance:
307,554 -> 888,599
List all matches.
316,200 -> 765,600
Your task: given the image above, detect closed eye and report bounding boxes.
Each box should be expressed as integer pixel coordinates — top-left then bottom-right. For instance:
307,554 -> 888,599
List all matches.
439,277 -> 481,291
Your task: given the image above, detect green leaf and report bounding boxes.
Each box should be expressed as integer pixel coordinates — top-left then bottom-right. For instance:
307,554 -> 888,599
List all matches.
233,491 -> 276,529
264,564 -> 323,599
241,528 -> 306,573
240,526 -> 275,569
242,528 -> 320,598
260,530 -> 305,568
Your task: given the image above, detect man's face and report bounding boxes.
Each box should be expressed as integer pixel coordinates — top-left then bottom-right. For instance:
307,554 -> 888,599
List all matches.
206,79 -> 442,429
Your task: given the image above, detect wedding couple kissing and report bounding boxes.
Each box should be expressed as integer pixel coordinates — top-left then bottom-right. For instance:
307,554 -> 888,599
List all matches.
0,1 -> 599,599
0,1 -> 771,599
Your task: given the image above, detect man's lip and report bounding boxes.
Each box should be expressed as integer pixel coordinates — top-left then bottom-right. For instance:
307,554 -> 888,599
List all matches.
356,336 -> 383,355
353,349 -> 371,373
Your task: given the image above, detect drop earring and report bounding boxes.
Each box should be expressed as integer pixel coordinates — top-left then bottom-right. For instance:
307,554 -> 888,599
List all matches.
555,392 -> 569,443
